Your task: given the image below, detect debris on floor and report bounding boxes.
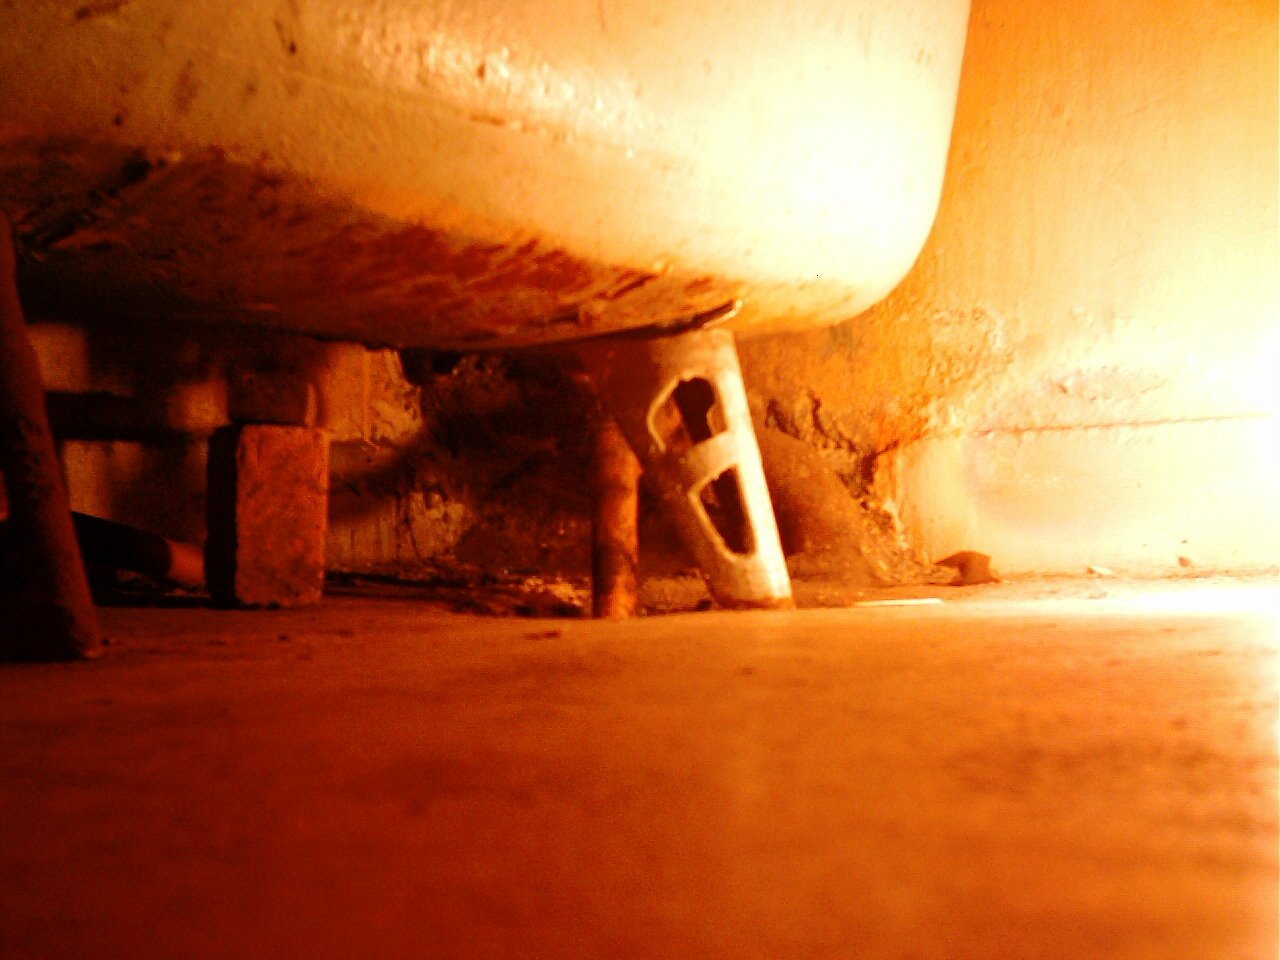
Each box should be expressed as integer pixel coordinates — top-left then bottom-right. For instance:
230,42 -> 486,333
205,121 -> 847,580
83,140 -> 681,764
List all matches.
326,564 -> 590,618
936,550 -> 1000,586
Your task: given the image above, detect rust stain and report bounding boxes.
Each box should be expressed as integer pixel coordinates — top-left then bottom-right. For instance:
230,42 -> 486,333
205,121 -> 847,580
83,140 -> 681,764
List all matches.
171,60 -> 200,116
599,270 -> 660,301
272,0 -> 302,56
2,139 -> 747,350
73,0 -> 130,21
468,113 -> 514,128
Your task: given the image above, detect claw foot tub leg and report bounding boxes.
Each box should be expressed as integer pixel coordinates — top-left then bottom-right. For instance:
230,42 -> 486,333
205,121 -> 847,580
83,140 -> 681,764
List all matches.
0,217 -> 101,659
579,328 -> 792,610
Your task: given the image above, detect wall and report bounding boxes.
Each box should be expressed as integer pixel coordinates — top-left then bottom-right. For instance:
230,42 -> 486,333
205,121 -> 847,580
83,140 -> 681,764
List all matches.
743,0 -> 1279,576
21,319 -> 598,582
25,321 -> 430,565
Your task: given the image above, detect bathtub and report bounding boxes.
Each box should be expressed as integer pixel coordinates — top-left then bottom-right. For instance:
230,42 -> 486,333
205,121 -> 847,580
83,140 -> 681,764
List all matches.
0,0 -> 970,349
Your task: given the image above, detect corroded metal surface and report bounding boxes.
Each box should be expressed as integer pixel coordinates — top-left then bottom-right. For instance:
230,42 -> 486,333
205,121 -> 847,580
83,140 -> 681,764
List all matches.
590,415 -> 641,618
1,141 -> 741,350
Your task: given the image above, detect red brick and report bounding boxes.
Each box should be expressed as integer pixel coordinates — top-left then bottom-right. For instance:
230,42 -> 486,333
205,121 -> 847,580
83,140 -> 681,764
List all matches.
206,425 -> 329,607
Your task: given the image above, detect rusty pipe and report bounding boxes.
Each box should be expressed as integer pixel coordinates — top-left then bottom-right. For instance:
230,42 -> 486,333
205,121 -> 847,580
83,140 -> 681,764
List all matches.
591,414 -> 641,618
70,512 -> 205,588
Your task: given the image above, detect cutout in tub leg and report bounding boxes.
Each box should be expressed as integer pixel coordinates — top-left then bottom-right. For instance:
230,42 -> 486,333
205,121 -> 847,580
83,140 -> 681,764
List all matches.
697,467 -> 754,557
656,377 -> 752,557
651,376 -> 727,454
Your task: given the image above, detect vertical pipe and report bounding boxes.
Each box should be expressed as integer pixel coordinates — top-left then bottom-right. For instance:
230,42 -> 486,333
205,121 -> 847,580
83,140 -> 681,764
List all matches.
0,216 -> 101,660
592,414 -> 641,618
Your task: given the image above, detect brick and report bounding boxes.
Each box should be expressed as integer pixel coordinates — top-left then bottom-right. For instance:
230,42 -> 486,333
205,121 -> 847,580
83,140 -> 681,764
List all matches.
206,425 -> 329,607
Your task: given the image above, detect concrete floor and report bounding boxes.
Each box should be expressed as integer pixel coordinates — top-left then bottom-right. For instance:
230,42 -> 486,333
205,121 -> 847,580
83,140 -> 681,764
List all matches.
0,579 -> 1275,959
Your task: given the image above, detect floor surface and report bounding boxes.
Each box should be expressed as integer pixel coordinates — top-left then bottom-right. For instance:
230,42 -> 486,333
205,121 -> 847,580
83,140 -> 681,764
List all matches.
1,579 -> 1276,959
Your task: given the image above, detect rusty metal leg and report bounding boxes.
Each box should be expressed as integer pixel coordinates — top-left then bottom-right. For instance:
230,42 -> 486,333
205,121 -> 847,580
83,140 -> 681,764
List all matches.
579,328 -> 792,610
0,217 -> 101,660
591,414 -> 641,618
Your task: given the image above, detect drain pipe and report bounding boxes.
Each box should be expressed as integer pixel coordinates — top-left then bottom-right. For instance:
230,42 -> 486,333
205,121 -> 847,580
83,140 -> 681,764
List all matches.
591,414 -> 641,618
68,513 -> 205,589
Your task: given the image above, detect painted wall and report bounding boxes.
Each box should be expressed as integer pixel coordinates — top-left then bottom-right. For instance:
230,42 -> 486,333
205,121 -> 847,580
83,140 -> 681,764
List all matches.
743,0 -> 1279,576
